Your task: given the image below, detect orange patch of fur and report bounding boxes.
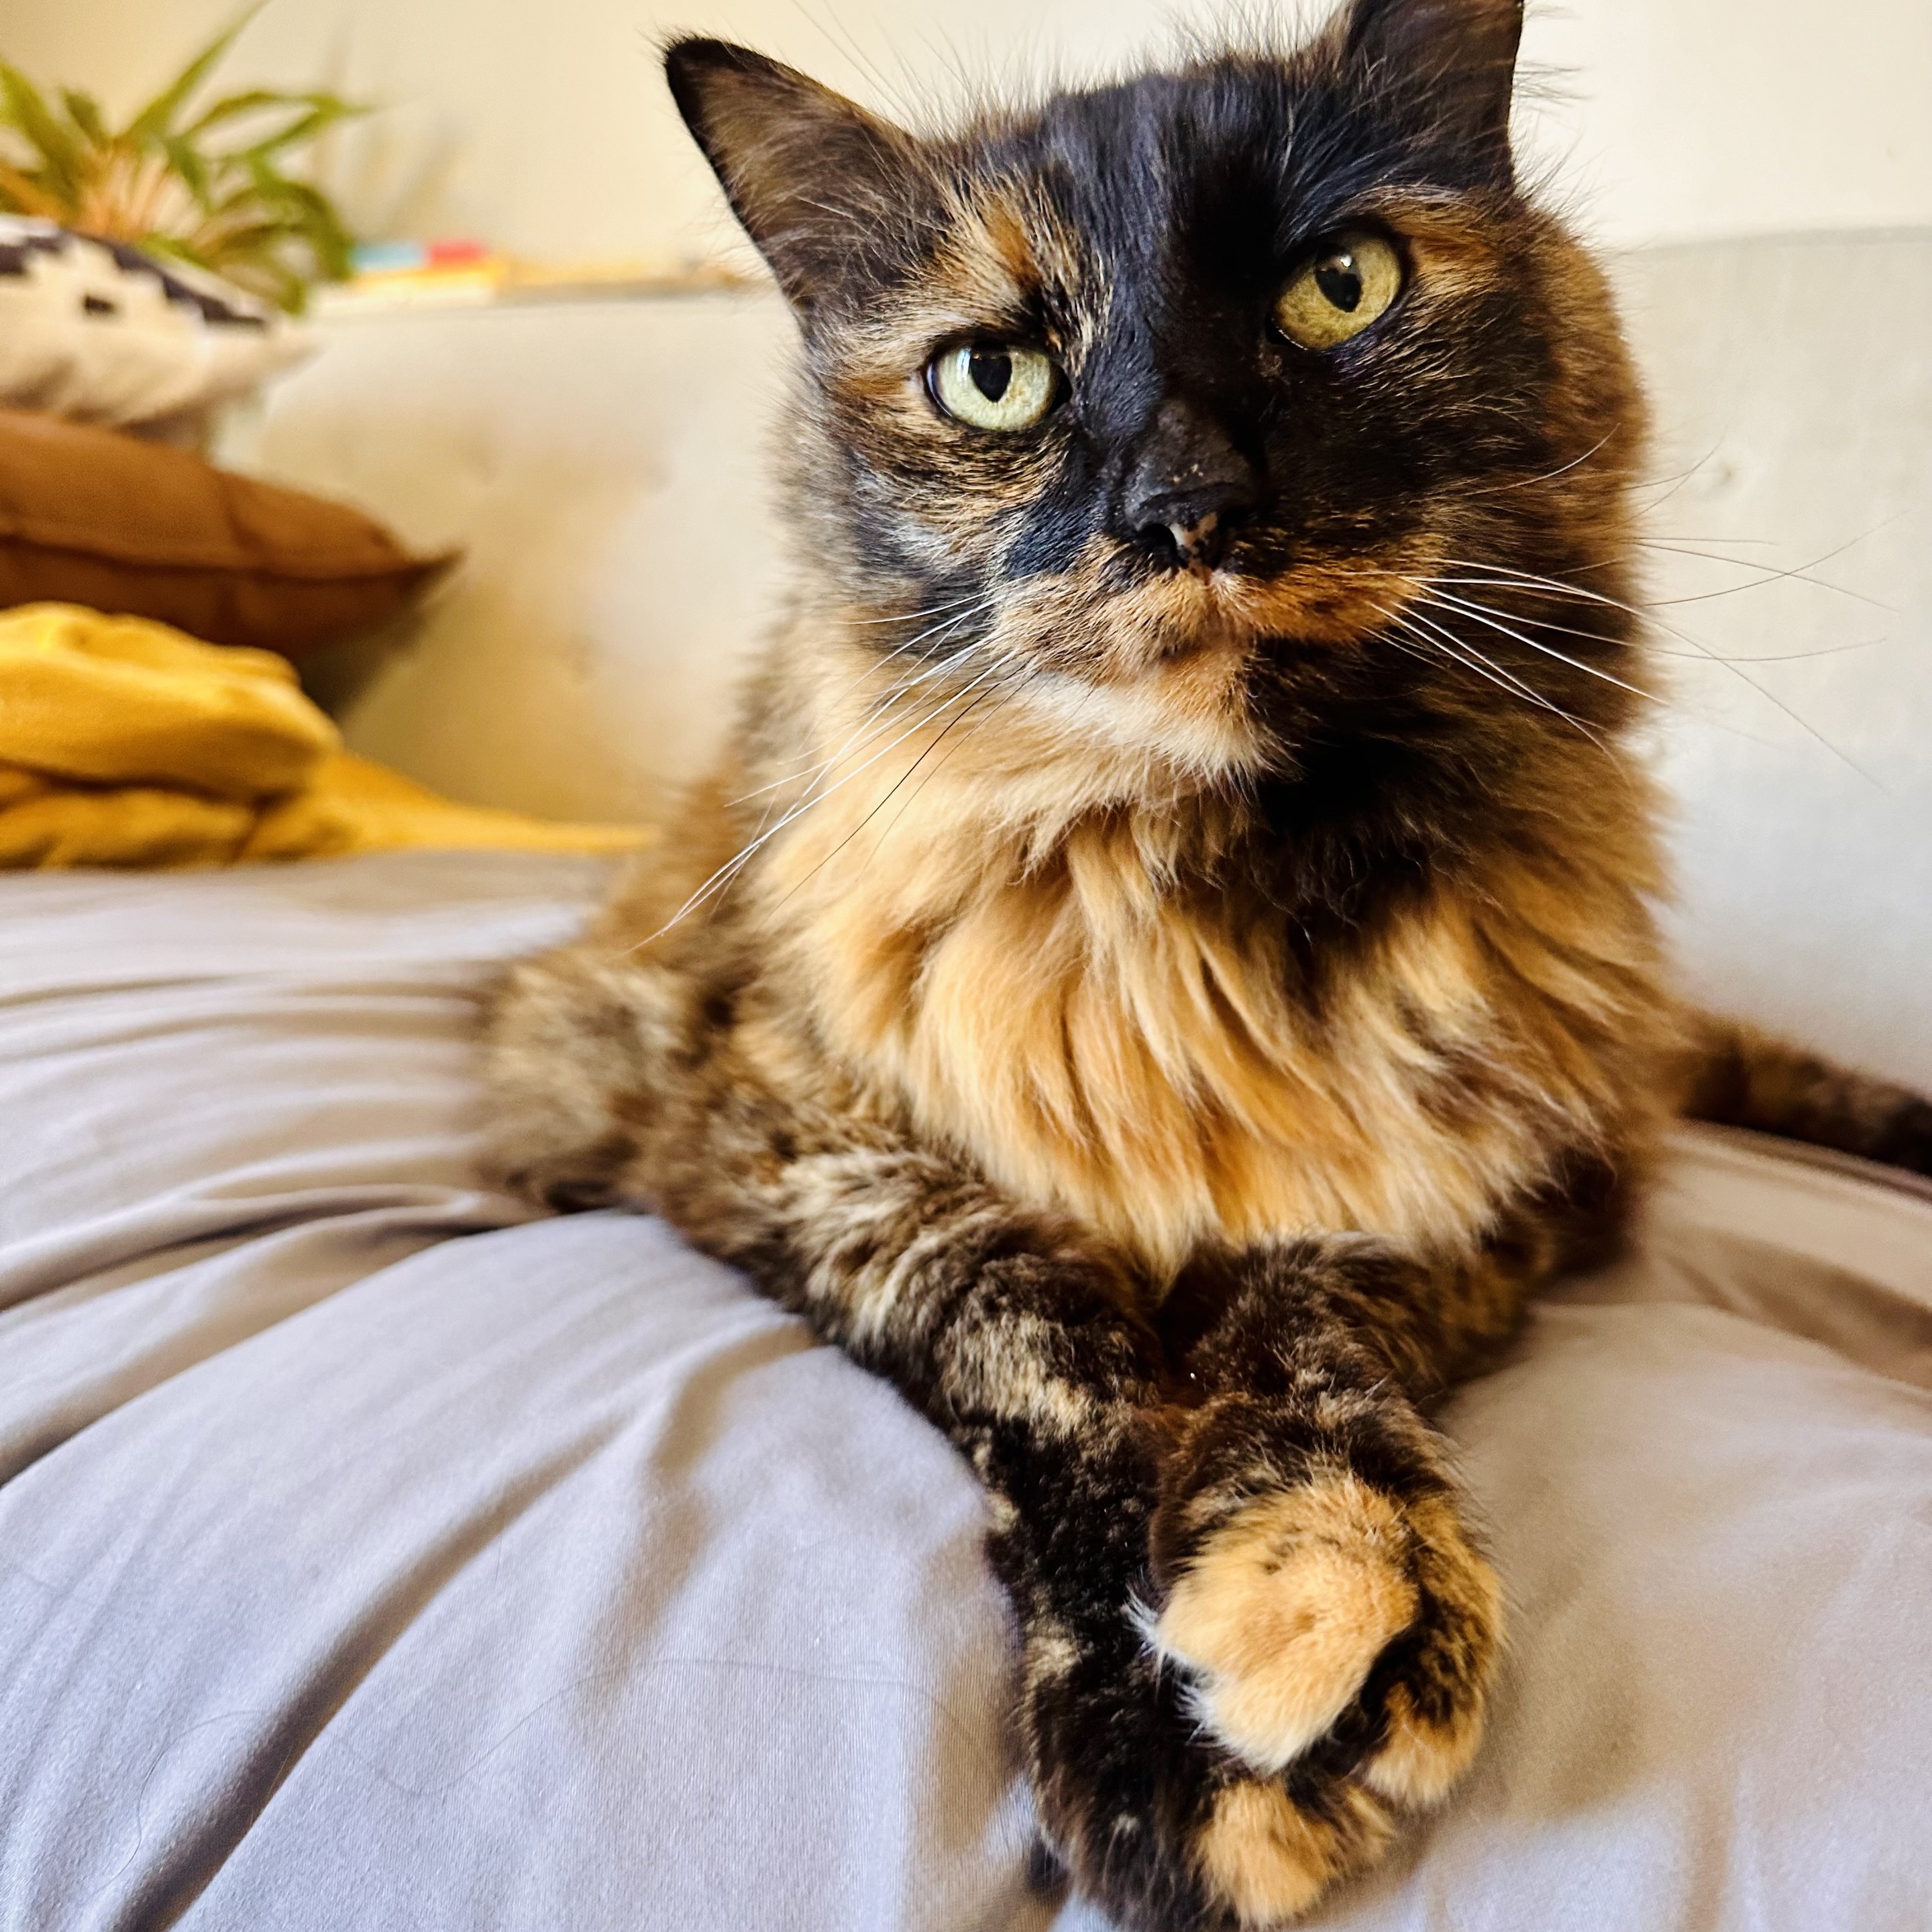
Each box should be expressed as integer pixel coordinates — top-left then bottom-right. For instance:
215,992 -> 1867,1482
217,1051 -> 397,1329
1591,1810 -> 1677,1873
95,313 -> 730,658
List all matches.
1196,1780 -> 1392,1927
756,657 -> 1666,1275
1360,1490 -> 1503,1805
1155,1475 -> 1417,1772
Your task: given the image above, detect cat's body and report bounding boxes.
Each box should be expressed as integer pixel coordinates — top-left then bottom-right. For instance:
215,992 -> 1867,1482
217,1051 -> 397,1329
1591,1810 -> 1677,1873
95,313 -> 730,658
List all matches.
485,5 -> 1932,1925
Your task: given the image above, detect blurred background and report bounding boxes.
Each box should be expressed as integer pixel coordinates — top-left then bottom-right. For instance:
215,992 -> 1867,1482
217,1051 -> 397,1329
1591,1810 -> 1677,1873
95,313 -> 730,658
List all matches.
9,0 -> 1929,262
4,0 -> 1931,1080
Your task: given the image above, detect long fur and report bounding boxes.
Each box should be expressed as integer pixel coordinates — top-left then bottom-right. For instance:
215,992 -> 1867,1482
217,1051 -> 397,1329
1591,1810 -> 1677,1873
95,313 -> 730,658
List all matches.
484,7 -> 1930,1925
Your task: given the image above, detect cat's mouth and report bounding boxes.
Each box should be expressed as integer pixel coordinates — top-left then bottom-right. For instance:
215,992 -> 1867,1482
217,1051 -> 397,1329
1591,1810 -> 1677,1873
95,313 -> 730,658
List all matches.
1117,543 -> 1444,659
987,532 -> 1450,780
965,528 -> 1459,785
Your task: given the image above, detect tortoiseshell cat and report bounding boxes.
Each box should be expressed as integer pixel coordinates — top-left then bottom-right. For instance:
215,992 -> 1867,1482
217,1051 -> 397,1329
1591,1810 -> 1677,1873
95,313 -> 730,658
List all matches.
485,3 -> 1932,1923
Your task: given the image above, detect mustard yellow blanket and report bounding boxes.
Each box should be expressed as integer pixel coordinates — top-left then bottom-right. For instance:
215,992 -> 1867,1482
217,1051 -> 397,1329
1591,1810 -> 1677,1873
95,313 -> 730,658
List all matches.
0,604 -> 646,868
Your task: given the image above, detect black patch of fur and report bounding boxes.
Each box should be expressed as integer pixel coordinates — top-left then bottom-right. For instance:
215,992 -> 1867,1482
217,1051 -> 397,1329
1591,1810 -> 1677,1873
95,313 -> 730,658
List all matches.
486,5 -> 1924,1926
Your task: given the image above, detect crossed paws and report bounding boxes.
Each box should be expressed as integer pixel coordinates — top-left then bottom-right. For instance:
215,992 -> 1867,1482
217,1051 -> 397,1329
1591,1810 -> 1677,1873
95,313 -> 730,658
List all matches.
1010,1395 -> 1501,1931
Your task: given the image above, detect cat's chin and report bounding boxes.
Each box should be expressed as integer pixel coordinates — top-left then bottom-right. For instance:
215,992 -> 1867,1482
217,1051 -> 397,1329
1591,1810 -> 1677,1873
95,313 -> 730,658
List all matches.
1018,649 -> 1274,790
1149,601 -> 1265,661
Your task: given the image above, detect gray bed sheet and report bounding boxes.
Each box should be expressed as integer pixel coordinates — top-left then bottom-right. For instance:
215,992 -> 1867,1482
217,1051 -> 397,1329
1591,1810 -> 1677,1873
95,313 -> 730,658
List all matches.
0,852 -> 1927,1932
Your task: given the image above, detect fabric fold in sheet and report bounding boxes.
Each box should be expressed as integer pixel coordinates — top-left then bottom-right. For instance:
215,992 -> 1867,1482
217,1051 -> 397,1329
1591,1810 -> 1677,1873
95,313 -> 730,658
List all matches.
0,851 -> 1927,1932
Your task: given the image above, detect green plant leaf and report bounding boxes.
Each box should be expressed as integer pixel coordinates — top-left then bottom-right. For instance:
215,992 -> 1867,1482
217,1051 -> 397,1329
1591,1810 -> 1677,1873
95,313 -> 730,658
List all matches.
203,179 -> 266,217
174,87 -> 290,139
0,63 -> 84,203
138,230 -> 214,271
271,196 -> 350,279
186,87 -> 362,143
237,97 -> 362,162
59,89 -> 107,145
192,225 -> 308,311
125,3 -> 265,142
160,134 -> 211,209
239,162 -> 349,266
215,227 -> 282,257
269,261 -> 309,313
6,9 -> 368,314
0,156 -> 68,221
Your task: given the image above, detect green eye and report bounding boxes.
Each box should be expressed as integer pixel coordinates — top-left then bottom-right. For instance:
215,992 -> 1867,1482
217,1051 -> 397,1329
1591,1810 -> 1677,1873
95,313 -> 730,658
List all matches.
1274,230 -> 1405,350
928,342 -> 1061,431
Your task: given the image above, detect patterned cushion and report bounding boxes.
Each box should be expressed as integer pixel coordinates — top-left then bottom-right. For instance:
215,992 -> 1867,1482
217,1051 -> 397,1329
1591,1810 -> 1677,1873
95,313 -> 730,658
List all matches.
0,216 -> 311,431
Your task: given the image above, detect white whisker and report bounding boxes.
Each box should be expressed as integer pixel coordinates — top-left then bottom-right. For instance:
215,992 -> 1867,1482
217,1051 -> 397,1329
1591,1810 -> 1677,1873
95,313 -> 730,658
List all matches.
1448,431 -> 1615,500
643,650 -> 1016,943
731,604 -> 1000,806
1423,561 -> 1881,782
1411,586 -> 1664,706
1376,602 -> 1617,760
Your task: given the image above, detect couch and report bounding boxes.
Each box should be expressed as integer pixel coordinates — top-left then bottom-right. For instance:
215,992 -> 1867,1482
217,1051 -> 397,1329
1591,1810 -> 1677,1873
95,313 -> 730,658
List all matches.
3,231 -> 1929,1931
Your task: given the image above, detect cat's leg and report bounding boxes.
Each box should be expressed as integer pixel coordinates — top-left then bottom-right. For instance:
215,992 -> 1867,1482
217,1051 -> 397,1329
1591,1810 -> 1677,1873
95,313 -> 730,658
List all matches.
1124,1235 -> 1541,1924
490,944 -> 1581,1927
745,1168 -> 1452,1932
488,949 -> 1436,1929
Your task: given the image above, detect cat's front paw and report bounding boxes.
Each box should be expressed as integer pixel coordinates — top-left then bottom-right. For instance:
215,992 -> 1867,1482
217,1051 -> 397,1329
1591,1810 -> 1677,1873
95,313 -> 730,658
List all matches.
994,1386 -> 1497,1929
1017,1607 -> 1399,1931
1148,1401 -> 1501,1812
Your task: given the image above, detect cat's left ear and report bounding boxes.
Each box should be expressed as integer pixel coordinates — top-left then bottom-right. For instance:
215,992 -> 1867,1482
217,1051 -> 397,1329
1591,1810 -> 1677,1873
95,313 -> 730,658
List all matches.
1342,0 -> 1524,166
665,39 -> 926,316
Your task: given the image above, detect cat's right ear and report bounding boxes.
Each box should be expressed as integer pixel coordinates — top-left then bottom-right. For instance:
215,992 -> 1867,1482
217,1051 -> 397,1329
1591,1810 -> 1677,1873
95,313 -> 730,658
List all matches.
1342,0 -> 1523,168
664,39 -> 923,315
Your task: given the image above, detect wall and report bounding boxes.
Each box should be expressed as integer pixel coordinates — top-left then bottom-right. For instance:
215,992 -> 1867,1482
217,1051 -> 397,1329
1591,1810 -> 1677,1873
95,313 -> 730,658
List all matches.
5,0 -> 1929,265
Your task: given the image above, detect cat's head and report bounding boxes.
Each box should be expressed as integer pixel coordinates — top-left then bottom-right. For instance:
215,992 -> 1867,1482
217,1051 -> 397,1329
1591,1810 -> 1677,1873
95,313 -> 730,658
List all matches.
667,0 -> 1645,794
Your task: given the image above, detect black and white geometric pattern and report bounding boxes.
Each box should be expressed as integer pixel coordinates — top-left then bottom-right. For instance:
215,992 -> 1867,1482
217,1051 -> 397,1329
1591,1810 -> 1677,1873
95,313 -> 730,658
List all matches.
0,216 -> 312,432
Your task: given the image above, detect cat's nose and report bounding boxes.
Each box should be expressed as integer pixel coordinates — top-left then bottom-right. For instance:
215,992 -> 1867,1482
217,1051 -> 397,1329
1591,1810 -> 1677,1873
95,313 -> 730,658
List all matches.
1119,398 -> 1260,573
